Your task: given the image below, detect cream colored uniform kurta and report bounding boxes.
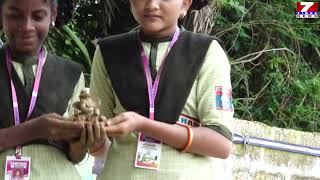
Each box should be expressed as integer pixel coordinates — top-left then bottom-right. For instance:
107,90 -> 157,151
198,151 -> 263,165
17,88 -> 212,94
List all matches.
90,39 -> 234,180
0,50 -> 85,180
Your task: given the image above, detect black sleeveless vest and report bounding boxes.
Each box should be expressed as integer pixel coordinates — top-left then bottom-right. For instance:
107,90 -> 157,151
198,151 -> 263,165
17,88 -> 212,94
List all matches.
98,31 -> 214,124
0,48 -> 82,151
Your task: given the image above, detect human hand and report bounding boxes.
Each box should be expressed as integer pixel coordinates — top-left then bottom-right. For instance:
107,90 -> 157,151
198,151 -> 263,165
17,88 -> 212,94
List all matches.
105,112 -> 146,137
69,120 -> 107,150
34,113 -> 84,141
68,120 -> 108,162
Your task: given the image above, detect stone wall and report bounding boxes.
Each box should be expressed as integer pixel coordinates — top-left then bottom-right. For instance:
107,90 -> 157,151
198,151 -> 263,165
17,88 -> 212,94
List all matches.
227,119 -> 320,180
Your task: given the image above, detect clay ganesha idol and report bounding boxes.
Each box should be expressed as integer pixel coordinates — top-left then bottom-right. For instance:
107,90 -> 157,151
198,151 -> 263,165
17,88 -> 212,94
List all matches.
70,89 -> 107,122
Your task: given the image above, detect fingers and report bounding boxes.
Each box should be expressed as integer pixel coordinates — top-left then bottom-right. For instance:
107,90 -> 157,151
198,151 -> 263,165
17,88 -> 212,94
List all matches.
86,123 -> 94,147
104,112 -> 140,137
80,126 -> 87,147
42,113 -> 84,130
104,124 -> 119,134
67,112 -> 137,146
93,120 -> 102,142
105,123 -> 128,137
84,120 -> 106,148
106,115 -> 126,126
100,121 -> 107,142
47,113 -> 63,120
58,120 -> 84,130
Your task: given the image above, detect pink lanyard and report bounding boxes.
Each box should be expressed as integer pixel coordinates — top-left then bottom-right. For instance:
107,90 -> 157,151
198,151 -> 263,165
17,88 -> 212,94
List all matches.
141,28 -> 180,120
5,47 -> 45,158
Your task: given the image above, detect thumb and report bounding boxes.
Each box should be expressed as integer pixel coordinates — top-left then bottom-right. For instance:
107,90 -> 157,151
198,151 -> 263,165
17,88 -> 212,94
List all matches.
107,115 -> 125,126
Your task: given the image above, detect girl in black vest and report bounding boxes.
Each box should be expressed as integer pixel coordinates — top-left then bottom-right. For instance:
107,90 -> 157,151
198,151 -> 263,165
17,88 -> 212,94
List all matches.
0,0 -> 106,179
90,0 -> 234,179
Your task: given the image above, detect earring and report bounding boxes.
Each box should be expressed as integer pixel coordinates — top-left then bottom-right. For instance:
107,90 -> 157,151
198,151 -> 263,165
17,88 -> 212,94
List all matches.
51,21 -> 55,27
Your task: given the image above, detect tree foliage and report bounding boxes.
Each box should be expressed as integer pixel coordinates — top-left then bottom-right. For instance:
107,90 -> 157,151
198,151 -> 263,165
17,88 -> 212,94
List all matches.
211,0 -> 320,131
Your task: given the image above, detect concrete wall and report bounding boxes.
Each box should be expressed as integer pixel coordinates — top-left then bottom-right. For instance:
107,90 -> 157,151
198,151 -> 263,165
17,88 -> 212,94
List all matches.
228,119 -> 320,180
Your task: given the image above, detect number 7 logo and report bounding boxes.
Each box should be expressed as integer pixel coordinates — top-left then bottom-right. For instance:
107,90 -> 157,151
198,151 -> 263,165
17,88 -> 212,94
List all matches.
296,2 -> 318,18
299,2 -> 315,12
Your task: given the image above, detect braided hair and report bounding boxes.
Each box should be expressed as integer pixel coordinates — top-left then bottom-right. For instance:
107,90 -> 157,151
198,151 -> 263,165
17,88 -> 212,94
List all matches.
0,0 -> 74,27
54,0 -> 74,27
190,0 -> 209,10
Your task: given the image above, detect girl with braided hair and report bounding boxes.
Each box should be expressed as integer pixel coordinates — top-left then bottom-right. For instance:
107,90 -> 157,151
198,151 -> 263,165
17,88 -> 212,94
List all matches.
90,0 -> 233,179
0,0 -> 106,179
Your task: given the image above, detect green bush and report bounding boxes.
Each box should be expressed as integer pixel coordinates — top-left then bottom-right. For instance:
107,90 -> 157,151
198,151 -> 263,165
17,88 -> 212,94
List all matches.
46,0 -> 106,83
213,0 -> 320,131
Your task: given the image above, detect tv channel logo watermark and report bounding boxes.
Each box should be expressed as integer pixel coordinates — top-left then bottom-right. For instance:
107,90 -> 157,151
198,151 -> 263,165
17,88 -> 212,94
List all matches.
296,2 -> 318,18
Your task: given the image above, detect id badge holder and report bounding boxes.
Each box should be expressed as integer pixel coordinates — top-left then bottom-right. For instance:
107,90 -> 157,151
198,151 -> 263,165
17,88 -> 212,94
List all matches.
134,132 -> 162,170
5,152 -> 31,180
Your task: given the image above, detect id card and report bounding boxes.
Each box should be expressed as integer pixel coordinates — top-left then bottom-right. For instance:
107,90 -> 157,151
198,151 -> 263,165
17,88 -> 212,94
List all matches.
5,156 -> 31,180
134,133 -> 161,170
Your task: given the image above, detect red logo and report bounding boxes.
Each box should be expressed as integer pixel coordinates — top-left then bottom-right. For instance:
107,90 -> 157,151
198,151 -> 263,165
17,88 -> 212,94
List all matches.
296,2 -> 318,18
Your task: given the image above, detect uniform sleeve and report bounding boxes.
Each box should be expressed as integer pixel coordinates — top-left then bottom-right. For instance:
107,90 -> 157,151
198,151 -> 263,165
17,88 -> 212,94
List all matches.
197,40 -> 234,141
63,72 -> 85,118
89,46 -> 116,118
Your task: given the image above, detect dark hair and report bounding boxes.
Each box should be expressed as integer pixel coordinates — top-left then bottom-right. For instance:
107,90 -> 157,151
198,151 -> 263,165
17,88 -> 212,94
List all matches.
55,0 -> 74,27
0,0 -> 74,27
190,0 -> 209,10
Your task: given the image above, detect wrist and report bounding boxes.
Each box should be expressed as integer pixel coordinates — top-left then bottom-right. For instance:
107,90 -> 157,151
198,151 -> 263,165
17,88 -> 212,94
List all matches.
69,141 -> 87,153
24,119 -> 43,140
68,141 -> 87,163
137,116 -> 149,133
177,124 -> 194,152
89,141 -> 106,156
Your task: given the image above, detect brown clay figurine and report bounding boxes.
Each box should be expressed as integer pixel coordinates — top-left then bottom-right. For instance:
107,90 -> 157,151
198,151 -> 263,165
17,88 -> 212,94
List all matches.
71,88 -> 107,122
